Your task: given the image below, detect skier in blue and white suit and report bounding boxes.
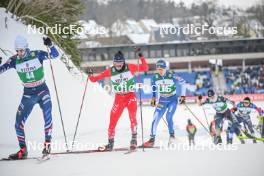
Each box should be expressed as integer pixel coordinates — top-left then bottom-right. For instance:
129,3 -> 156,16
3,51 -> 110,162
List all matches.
0,35 -> 59,159
231,97 -> 263,143
142,60 -> 187,147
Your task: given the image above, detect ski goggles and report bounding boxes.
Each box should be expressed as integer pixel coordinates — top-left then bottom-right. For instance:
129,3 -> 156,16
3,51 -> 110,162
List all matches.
243,100 -> 250,106
156,64 -> 166,69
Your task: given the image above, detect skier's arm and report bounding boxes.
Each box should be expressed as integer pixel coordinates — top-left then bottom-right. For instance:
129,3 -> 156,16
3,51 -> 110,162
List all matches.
37,46 -> 59,62
231,102 -> 240,113
202,99 -> 210,105
89,68 -> 111,82
38,37 -> 59,61
128,56 -> 149,74
251,103 -> 264,116
173,74 -> 187,96
223,96 -> 235,106
151,77 -> 157,99
0,56 -> 16,75
150,76 -> 157,107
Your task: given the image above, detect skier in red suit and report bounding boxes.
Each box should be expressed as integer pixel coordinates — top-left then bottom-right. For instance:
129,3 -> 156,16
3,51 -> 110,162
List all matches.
89,51 -> 149,151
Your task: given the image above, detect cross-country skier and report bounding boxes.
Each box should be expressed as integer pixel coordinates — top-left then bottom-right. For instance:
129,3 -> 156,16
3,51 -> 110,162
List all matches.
88,51 -> 149,151
186,119 -> 197,146
231,97 -> 263,143
198,90 -> 245,145
0,35 -> 59,159
142,60 -> 186,147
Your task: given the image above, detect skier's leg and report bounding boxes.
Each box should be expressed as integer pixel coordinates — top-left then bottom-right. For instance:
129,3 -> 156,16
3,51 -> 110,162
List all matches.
126,93 -> 138,149
15,94 -> 36,148
150,102 -> 167,138
165,100 -> 177,137
228,111 -> 245,144
127,94 -> 138,135
38,90 -> 53,143
227,123 -> 235,144
243,116 -> 257,143
244,116 -> 255,134
108,95 -> 126,139
214,114 -> 224,144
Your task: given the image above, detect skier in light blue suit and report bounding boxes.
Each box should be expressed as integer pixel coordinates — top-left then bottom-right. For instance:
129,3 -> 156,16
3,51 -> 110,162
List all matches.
143,60 -> 187,147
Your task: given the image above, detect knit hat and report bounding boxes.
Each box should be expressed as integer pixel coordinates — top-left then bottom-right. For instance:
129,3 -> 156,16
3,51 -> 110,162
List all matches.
15,35 -> 28,50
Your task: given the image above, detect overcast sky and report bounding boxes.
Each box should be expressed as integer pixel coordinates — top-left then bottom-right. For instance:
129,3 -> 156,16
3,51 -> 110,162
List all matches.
170,0 -> 260,9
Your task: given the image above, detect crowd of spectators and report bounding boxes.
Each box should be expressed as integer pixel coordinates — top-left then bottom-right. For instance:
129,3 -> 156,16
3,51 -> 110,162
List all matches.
224,65 -> 264,94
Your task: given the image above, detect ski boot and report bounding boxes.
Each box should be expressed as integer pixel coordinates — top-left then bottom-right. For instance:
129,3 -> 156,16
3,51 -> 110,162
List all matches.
143,137 -> 155,148
42,141 -> 51,156
8,146 -> 28,160
239,138 -> 245,144
214,135 -> 222,145
168,134 -> 176,146
130,134 -> 137,151
98,138 -> 114,151
227,138 -> 233,144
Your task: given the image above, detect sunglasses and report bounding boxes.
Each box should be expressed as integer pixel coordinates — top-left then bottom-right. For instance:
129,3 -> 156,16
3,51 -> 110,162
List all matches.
243,101 -> 250,104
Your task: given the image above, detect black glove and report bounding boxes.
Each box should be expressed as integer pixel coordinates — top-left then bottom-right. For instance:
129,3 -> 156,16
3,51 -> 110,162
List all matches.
198,95 -> 203,100
0,57 -> 2,65
231,107 -> 237,113
179,96 -> 185,104
150,98 -> 156,107
87,68 -> 93,77
43,37 -> 52,47
134,47 -> 143,57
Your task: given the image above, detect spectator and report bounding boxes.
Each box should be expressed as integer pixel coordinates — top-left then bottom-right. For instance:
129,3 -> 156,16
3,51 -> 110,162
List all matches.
186,119 -> 197,146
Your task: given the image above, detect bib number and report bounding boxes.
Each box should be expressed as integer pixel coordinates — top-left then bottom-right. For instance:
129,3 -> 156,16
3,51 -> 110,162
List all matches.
26,72 -> 35,80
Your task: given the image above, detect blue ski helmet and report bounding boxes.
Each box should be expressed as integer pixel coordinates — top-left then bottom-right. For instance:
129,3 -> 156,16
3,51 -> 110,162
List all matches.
243,97 -> 251,104
113,51 -> 125,62
156,59 -> 167,69
207,89 -> 215,97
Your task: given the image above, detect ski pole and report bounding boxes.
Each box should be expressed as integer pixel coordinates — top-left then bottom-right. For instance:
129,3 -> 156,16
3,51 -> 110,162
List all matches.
135,47 -> 145,152
183,103 -> 210,135
46,46 -> 69,151
202,106 -> 210,129
161,117 -> 168,127
71,77 -> 89,150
